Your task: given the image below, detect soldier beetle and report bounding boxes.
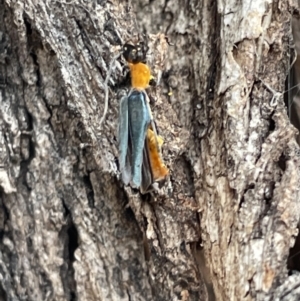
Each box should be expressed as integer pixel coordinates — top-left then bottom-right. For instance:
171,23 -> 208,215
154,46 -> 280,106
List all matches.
118,41 -> 168,193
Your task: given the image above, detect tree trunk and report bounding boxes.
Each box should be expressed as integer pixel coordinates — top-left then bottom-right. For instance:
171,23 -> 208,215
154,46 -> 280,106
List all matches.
1,0 -> 299,301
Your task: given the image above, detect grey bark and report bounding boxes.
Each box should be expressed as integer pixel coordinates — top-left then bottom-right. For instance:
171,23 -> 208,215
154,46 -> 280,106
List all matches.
0,0 -> 300,301
291,0 -> 300,144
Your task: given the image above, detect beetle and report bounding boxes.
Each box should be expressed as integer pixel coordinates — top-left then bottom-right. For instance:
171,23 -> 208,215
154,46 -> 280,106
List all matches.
118,41 -> 168,193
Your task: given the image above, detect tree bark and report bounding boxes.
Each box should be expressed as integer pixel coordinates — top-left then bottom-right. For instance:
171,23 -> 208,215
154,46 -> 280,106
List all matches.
1,0 -> 300,301
136,0 -> 300,300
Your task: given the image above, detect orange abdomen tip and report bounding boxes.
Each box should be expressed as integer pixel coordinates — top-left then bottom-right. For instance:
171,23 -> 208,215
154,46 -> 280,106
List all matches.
129,62 -> 151,90
147,129 -> 169,181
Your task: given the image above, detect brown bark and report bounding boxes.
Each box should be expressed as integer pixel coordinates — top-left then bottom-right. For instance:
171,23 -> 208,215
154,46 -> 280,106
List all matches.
135,0 -> 300,300
1,0 -> 300,301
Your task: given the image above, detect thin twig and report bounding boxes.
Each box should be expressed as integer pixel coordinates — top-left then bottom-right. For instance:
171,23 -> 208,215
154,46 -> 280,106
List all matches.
99,52 -> 122,128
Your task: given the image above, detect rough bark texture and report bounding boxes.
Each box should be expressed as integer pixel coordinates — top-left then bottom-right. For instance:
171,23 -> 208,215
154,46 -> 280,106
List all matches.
135,0 -> 300,300
291,0 -> 300,144
1,0 -> 300,301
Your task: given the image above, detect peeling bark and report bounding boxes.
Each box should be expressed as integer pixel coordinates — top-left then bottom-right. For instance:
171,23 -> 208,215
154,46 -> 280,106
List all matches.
136,0 -> 300,300
0,0 -> 300,301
